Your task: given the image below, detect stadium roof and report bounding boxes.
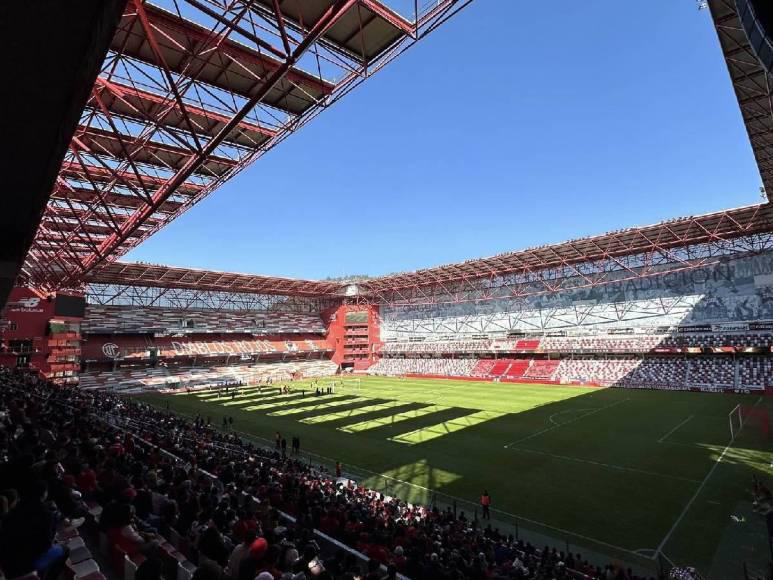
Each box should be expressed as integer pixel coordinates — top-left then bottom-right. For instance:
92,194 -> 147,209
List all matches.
20,0 -> 471,292
359,203 -> 773,294
92,203 -> 773,298
709,0 -> 773,196
11,0 -> 773,303
88,262 -> 342,297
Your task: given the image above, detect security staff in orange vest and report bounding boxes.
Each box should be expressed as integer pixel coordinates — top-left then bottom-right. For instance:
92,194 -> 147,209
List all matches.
480,490 -> 491,520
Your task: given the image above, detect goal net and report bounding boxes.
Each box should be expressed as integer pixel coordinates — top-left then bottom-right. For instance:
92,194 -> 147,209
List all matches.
728,403 -> 769,442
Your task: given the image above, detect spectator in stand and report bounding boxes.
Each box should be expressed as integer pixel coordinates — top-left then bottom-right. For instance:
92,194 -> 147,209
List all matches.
0,479 -> 68,578
227,528 -> 256,577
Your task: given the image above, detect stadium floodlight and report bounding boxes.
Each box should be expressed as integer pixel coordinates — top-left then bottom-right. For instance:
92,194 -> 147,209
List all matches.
696,0 -> 708,9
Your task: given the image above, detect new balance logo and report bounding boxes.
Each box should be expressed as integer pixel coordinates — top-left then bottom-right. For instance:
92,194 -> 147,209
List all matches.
17,298 -> 40,309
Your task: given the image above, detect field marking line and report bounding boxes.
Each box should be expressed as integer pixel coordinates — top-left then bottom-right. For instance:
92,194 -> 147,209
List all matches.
510,446 -> 702,484
653,412 -> 746,559
503,398 -> 629,448
549,408 -> 594,426
657,415 -> 694,444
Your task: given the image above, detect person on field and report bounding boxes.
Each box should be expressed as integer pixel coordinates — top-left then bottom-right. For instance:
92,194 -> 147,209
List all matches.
480,490 -> 491,520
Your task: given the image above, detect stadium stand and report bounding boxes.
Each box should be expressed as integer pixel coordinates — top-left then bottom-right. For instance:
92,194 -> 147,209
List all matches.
540,335 -> 665,353
471,359 -> 497,377
553,359 -> 640,385
738,357 -> 773,389
367,358 -> 478,377
81,335 -> 332,361
0,367 -> 653,580
686,357 -> 736,389
371,355 -> 773,391
380,339 -> 517,353
82,305 -> 326,335
80,360 -> 338,394
523,360 -> 561,381
380,331 -> 773,355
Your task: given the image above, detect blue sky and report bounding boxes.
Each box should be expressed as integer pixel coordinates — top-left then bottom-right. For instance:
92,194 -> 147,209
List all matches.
126,0 -> 764,279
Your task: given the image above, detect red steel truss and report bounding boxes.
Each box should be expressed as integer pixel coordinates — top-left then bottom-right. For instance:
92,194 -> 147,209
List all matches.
86,204 -> 773,306
709,0 -> 773,197
24,0 -> 473,290
88,261 -> 342,297
358,203 -> 773,305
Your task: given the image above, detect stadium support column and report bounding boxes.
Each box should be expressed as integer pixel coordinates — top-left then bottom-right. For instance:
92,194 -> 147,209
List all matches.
1,289 -> 84,384
321,304 -> 381,371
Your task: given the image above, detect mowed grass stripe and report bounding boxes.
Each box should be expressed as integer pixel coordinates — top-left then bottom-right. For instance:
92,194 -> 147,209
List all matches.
348,377 -> 595,411
267,396 -> 372,416
197,387 -> 282,401
220,392 -> 302,407
243,394 -> 354,412
339,405 -> 452,433
389,410 -> 506,444
301,401 -> 411,425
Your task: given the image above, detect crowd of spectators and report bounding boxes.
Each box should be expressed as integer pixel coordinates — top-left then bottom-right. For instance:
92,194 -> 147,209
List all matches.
0,368 -> 651,580
367,359 -> 477,377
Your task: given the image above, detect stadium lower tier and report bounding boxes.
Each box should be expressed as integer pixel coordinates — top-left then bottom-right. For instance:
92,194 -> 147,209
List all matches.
80,359 -> 338,393
367,356 -> 773,391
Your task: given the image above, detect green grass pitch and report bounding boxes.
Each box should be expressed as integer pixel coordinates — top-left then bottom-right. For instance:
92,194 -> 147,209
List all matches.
137,376 -> 773,575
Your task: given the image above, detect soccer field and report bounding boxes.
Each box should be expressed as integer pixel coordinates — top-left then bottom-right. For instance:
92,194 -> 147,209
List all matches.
137,376 -> 773,575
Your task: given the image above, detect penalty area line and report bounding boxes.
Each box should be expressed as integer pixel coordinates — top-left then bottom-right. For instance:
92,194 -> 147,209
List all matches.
657,415 -> 694,444
509,446 -> 702,485
503,398 -> 629,448
653,429 -> 740,559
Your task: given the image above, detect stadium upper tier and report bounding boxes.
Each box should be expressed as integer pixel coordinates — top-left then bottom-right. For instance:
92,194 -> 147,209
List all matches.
82,304 -> 326,334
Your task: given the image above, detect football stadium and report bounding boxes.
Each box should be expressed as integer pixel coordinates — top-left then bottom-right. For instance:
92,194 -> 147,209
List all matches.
2,1 -> 773,579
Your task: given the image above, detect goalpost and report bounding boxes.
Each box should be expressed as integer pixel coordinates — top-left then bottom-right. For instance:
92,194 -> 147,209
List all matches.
728,404 -> 744,442
729,402 -> 770,442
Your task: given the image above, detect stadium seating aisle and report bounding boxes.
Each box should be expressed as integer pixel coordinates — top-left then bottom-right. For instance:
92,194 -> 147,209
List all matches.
0,369 -> 652,580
